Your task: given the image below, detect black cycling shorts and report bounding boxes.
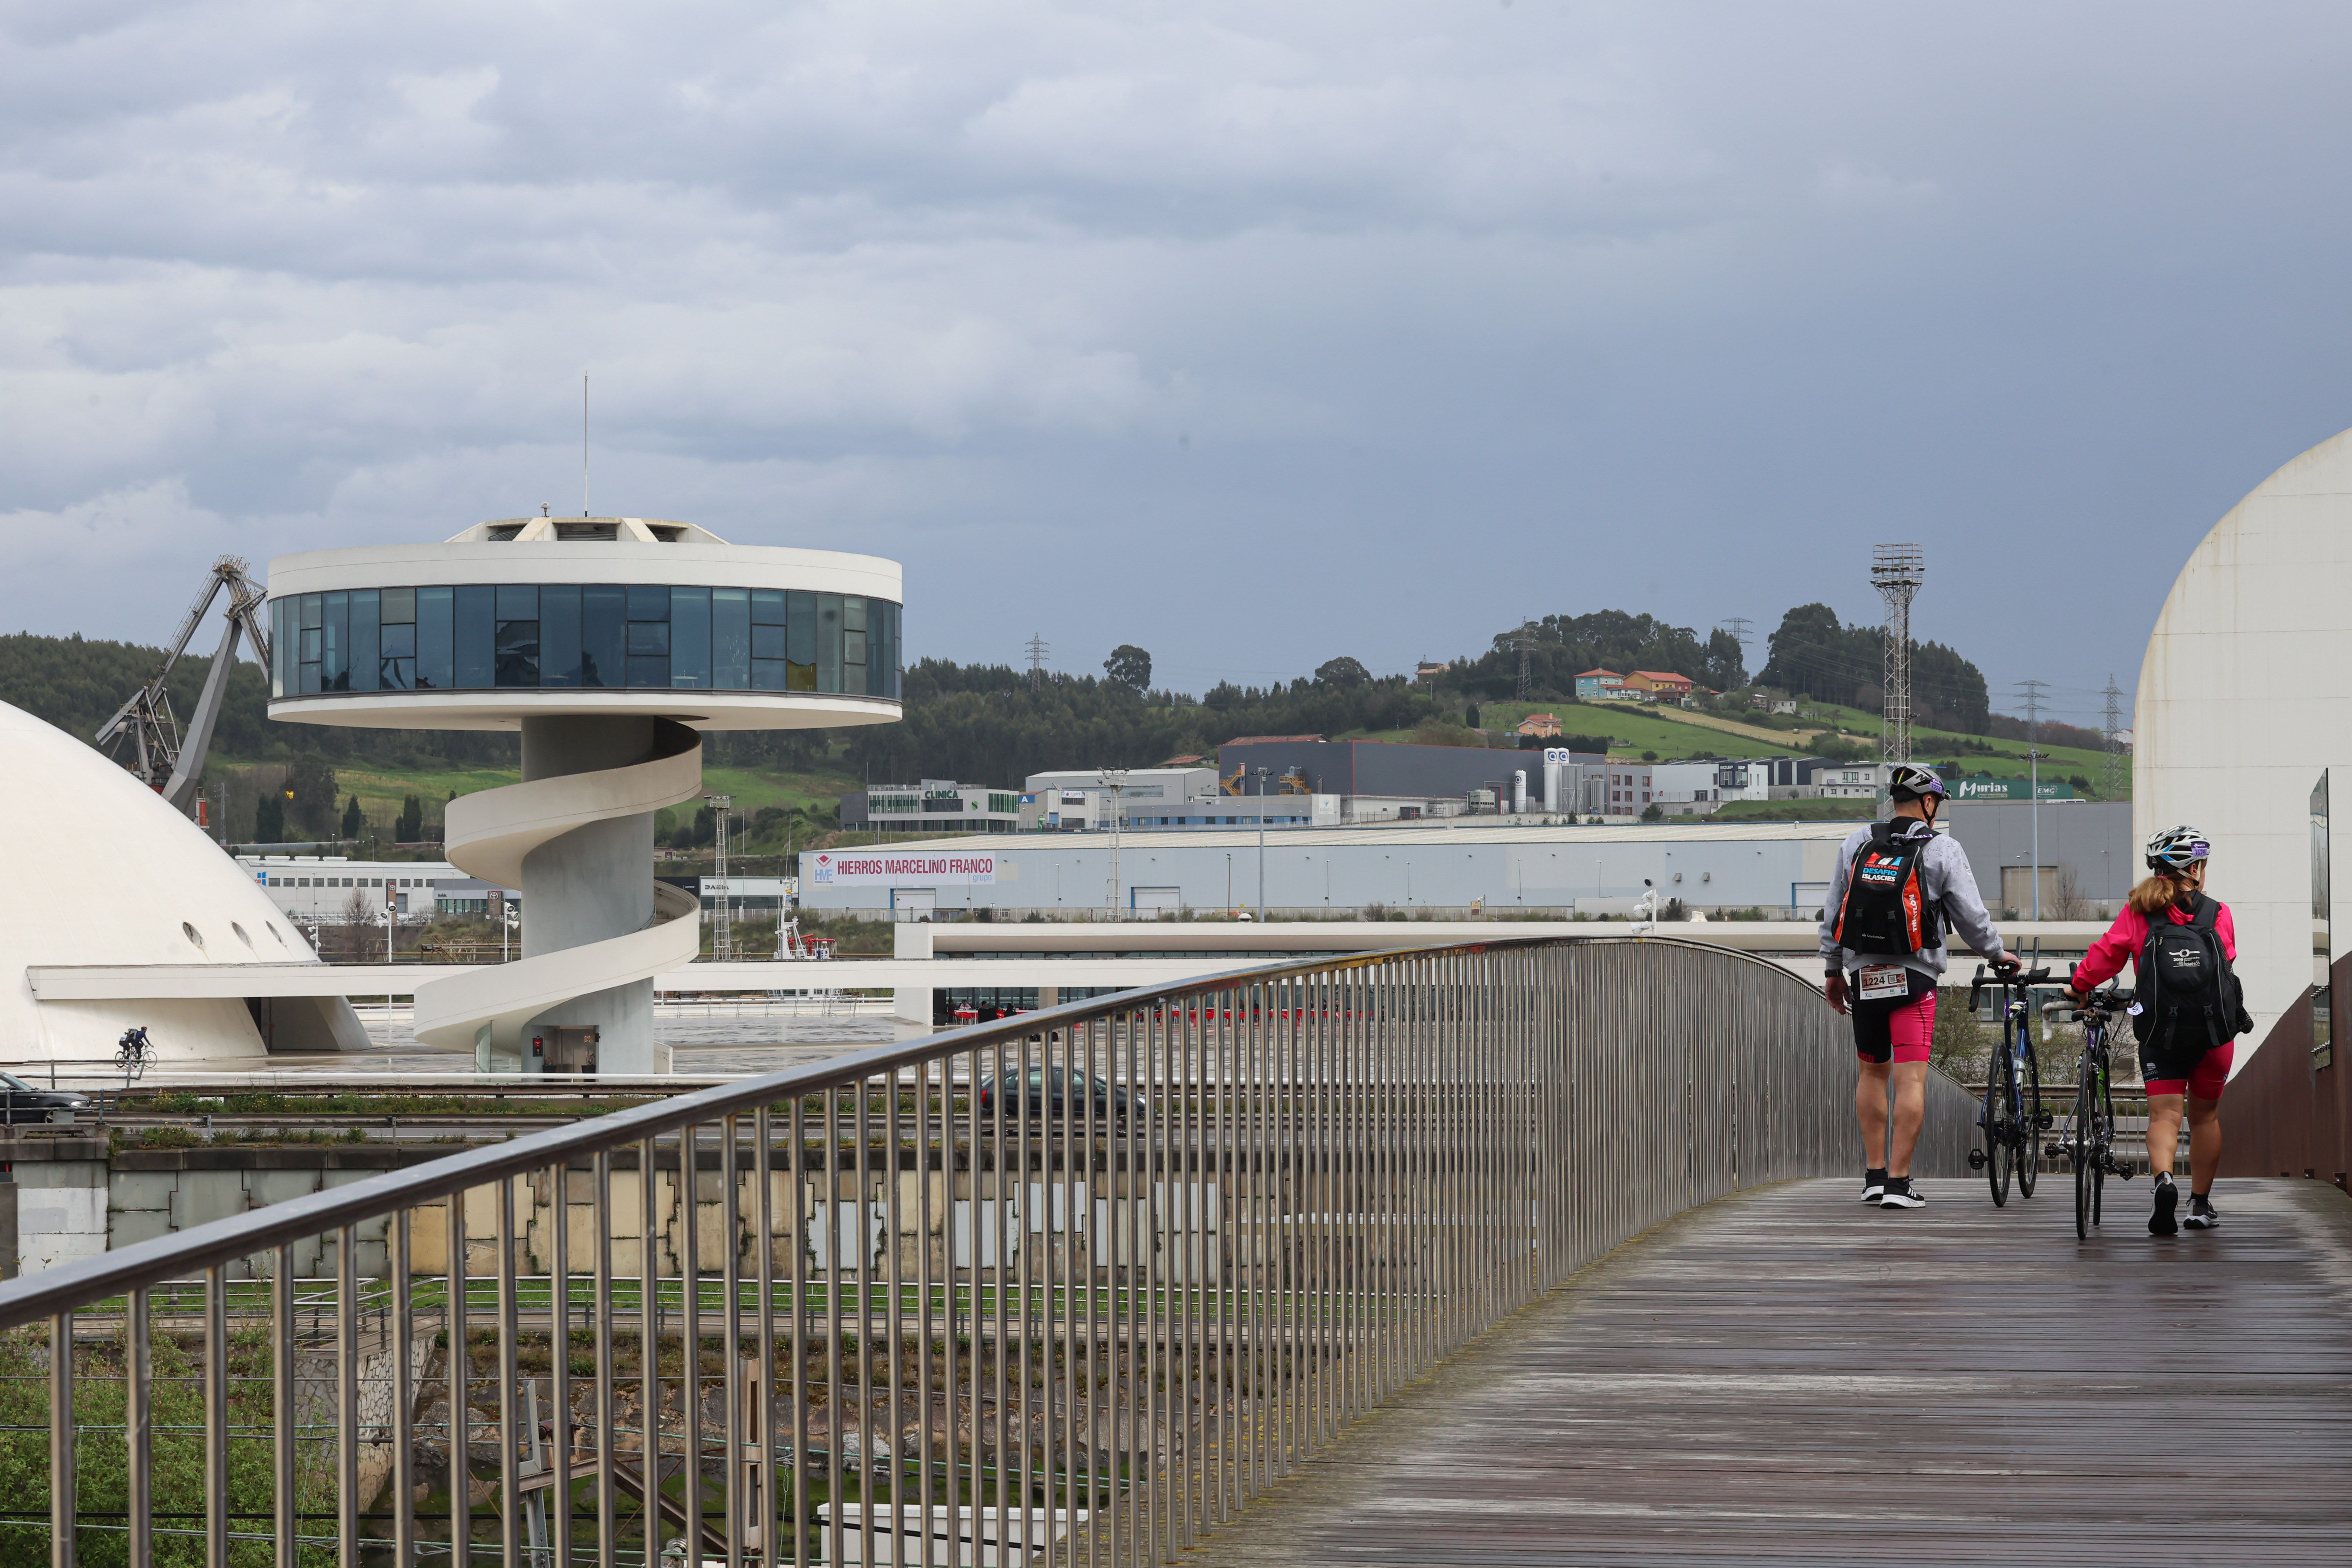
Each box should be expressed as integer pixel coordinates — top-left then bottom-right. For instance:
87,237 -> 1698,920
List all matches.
1849,967 -> 1938,1065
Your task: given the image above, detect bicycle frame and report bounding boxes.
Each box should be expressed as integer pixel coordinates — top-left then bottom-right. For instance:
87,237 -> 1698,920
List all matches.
1969,965 -> 2048,1205
2051,980 -> 2134,1238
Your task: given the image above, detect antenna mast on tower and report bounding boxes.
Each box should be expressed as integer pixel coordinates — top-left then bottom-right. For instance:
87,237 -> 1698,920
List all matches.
1870,544 -> 1926,768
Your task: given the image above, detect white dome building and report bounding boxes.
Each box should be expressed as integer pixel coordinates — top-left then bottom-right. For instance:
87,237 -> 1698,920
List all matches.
2137,424 -> 2352,1049
0,699 -> 366,1066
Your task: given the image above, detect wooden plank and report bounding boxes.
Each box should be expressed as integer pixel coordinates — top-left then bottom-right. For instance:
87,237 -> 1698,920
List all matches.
1206,1178 -> 2352,1566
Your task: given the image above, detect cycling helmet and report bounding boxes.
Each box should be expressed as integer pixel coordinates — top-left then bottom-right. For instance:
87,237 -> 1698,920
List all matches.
2145,825 -> 2211,875
1886,762 -> 1948,801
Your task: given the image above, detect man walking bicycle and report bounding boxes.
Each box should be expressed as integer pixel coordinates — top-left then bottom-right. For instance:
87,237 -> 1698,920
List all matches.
1819,764 -> 2016,1209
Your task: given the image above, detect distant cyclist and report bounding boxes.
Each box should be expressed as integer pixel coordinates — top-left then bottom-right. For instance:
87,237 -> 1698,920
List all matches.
2062,826 -> 2250,1235
1820,764 -> 2016,1209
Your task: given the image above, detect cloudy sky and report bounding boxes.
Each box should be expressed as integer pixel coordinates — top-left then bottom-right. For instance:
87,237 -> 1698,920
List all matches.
4,2 -> 2348,729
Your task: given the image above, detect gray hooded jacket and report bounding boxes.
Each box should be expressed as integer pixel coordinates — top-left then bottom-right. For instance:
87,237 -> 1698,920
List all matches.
1817,817 -> 2007,981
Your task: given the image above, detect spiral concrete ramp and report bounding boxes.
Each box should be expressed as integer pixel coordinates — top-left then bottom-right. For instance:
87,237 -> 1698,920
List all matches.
413,720 -> 704,1057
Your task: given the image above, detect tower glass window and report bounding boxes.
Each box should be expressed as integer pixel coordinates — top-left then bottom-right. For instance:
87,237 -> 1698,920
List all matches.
270,582 -> 900,701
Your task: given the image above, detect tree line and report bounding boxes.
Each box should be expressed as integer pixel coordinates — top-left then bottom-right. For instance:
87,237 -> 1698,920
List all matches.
4,593 -> 2056,814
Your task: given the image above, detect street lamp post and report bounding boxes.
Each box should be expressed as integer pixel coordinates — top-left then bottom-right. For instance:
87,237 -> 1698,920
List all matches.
379,898 -> 397,1010
1254,766 -> 1271,920
2028,746 -> 2044,921
1100,768 -> 1129,918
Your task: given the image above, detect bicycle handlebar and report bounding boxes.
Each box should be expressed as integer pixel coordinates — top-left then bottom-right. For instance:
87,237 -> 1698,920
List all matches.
1968,963 -> 2053,1011
2042,987 -> 2134,1020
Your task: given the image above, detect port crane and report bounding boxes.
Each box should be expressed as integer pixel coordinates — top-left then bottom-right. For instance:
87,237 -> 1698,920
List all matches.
94,555 -> 271,815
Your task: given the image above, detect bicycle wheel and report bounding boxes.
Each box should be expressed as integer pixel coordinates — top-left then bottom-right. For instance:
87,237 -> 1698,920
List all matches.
2016,1038 -> 2042,1198
1984,1049 -> 2015,1207
2073,1072 -> 2095,1239
2093,1069 -> 2116,1227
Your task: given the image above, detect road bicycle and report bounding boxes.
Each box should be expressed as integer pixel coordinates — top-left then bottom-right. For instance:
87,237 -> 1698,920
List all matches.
1967,965 -> 2050,1205
114,1025 -> 152,1082
2044,978 -> 2137,1239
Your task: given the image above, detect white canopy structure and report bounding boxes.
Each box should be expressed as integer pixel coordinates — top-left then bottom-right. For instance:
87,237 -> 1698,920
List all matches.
2138,424 -> 2352,1047
0,699 -> 367,1066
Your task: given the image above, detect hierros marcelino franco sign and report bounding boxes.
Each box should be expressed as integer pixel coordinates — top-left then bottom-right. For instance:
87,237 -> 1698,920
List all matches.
810,850 -> 998,886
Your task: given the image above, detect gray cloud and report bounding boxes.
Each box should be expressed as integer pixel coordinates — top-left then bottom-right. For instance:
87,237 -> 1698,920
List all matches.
2,1 -> 2348,732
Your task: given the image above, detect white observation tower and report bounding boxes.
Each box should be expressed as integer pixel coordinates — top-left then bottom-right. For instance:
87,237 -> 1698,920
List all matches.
266,517 -> 902,1072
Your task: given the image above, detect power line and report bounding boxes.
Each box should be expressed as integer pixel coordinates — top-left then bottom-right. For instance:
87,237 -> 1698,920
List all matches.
1512,620 -> 1537,702
2014,677 -> 2051,920
1717,617 -> 1755,684
1024,632 -> 1050,693
2014,677 -> 2049,739
2101,674 -> 2128,798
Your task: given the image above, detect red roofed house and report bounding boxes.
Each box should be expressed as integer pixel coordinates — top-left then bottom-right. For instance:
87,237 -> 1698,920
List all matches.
1627,670 -> 1694,702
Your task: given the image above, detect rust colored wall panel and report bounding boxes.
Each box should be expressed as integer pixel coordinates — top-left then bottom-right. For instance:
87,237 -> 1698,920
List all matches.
2219,953 -> 2351,1188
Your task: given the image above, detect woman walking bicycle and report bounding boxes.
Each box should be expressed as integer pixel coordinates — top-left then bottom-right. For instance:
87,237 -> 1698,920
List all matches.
2061,826 -> 2252,1235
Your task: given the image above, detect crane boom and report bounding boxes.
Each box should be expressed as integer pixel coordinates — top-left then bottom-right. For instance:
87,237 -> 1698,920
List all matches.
97,555 -> 270,811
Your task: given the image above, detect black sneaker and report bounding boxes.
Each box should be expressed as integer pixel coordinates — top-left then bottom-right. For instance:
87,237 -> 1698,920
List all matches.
1878,1176 -> 1925,1209
2185,1193 -> 2221,1229
2149,1174 -> 2179,1236
1862,1167 -> 1887,1203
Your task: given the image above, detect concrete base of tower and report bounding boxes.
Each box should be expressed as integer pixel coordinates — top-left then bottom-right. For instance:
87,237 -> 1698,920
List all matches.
416,714 -> 705,1069
524,979 -> 659,1074
518,715 -> 693,1074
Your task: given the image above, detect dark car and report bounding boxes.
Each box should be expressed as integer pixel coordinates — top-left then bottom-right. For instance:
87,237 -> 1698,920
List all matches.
977,1066 -> 1144,1124
0,1073 -> 94,1125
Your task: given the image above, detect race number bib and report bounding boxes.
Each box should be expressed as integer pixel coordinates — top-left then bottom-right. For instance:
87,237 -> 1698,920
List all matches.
1856,964 -> 1910,1002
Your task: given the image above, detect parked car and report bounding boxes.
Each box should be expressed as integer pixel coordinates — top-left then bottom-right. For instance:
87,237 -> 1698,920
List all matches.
0,1072 -> 94,1125
977,1066 -> 1144,1123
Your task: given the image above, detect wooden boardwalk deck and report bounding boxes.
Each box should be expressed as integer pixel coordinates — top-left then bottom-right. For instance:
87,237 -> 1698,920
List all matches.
1202,1177 -> 2352,1566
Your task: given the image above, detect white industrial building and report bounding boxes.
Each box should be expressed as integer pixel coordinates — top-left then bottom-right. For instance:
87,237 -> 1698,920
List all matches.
799,800 -> 2136,921
839,780 -> 1024,834
804,818 -> 1857,920
238,856 -> 463,920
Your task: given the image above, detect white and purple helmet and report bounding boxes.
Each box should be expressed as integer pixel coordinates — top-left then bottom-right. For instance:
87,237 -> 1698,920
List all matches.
2145,825 -> 2211,875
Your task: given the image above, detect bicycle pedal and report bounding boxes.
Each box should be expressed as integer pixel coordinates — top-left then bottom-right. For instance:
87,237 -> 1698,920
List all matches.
1967,1149 -> 1986,1170
2037,1112 -> 2055,1130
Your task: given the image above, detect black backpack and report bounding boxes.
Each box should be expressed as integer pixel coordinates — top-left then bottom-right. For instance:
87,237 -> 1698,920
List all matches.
1831,822 -> 1942,955
2132,893 -> 2254,1051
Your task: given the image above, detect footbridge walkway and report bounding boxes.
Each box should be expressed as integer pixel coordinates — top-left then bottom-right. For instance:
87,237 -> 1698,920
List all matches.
0,933 -> 2344,1566
1212,1176 -> 2352,1566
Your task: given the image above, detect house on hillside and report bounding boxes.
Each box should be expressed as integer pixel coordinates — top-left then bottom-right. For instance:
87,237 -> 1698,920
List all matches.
1515,713 -> 1563,738
1574,669 -> 1626,701
1627,670 -> 1695,703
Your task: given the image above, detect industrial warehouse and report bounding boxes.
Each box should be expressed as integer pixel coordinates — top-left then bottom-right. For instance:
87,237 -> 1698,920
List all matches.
800,800 -> 2135,920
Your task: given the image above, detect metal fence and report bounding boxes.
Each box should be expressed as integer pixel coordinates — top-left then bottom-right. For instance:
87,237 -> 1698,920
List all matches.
0,935 -> 1975,1568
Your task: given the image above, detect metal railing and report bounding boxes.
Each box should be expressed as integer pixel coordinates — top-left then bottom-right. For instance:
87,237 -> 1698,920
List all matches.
0,935 -> 1974,1568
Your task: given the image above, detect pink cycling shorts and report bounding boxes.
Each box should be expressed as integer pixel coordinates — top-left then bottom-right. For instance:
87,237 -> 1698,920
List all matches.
2146,1041 -> 2234,1101
1852,969 -> 1936,1066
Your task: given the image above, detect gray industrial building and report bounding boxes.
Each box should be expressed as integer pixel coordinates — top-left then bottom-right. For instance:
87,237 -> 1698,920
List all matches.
1939,800 -> 2136,917
1218,737 -> 1604,799
797,800 -> 2134,921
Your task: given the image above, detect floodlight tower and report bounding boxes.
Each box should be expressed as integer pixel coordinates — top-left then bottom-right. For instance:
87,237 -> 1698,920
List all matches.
1870,544 -> 1926,770
265,517 -> 903,1071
